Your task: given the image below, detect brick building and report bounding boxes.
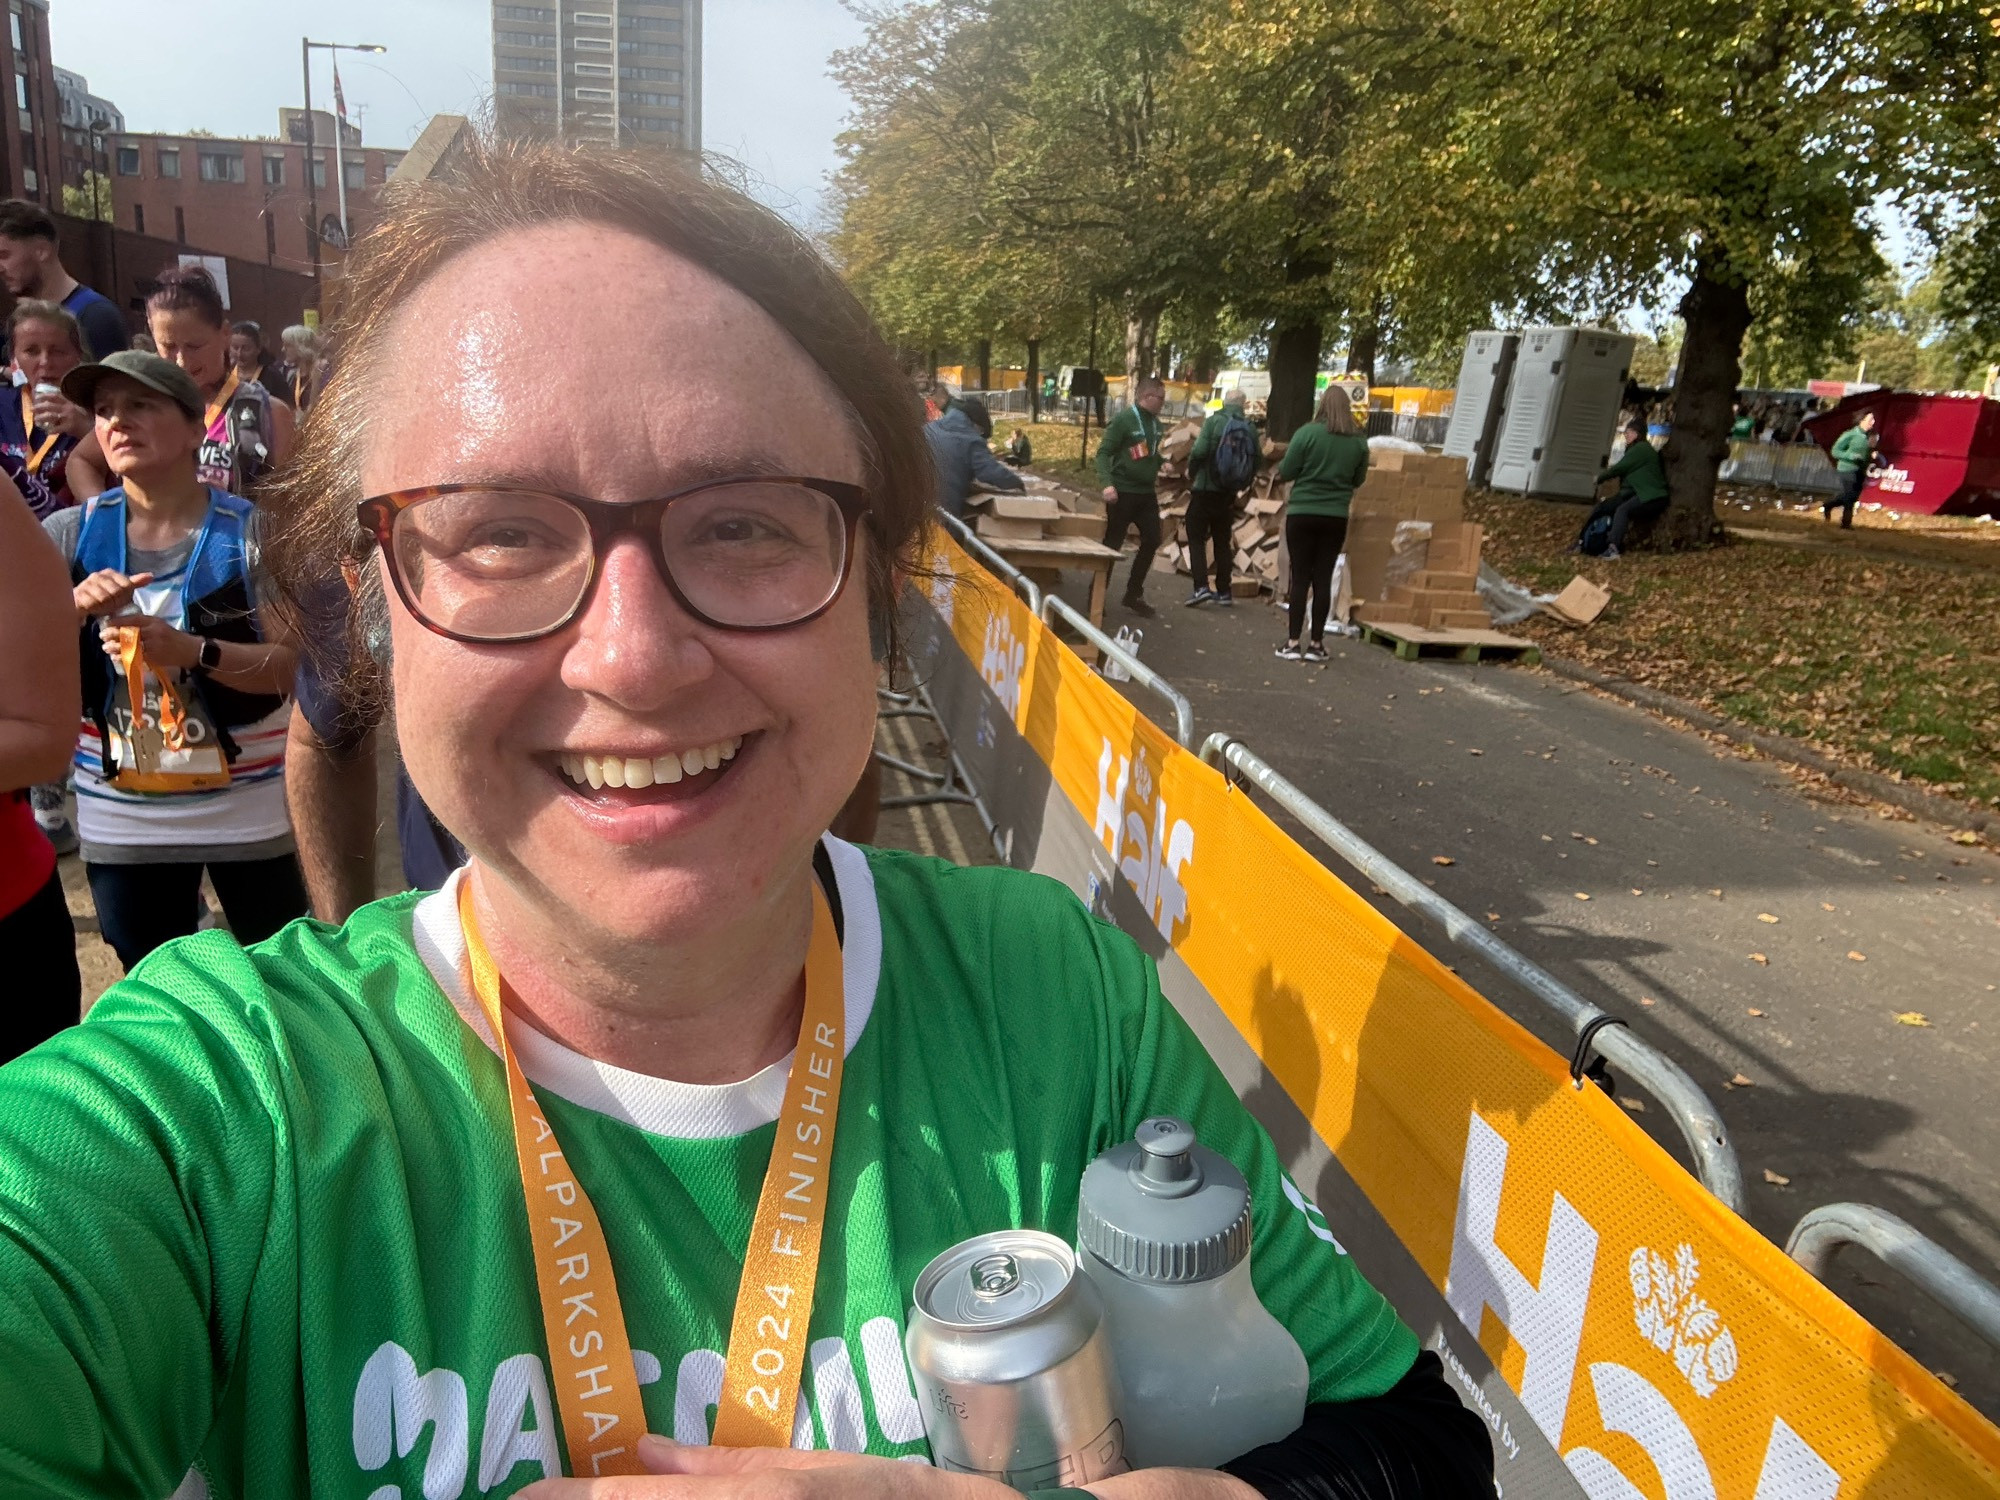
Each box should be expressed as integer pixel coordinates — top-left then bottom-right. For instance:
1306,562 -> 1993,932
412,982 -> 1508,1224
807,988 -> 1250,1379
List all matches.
491,0 -> 700,150
2,0 -> 62,204
54,65 -> 121,195
107,111 -> 406,276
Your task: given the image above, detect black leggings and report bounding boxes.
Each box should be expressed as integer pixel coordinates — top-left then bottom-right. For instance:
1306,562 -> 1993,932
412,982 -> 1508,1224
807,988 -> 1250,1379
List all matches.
1826,467 -> 1865,527
86,853 -> 309,974
0,868 -> 80,1061
1286,514 -> 1348,643
1186,489 -> 1235,593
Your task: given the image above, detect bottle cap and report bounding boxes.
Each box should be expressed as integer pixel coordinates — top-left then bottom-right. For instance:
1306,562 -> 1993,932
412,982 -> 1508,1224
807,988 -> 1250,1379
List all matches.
1076,1116 -> 1252,1284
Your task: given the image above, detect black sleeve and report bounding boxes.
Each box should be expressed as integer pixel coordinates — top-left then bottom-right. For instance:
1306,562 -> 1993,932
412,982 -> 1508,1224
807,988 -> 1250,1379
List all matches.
1218,1352 -> 1496,1499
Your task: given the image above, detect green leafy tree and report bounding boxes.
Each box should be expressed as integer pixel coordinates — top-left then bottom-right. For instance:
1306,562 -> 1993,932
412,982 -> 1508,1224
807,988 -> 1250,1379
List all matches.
61,170 -> 112,223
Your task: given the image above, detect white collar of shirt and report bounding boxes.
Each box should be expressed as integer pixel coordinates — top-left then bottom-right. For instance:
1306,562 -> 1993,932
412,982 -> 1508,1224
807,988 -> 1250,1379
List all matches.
412,834 -> 882,1140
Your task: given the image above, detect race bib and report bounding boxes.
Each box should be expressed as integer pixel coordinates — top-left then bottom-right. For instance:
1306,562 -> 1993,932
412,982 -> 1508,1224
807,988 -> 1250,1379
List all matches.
108,627 -> 231,793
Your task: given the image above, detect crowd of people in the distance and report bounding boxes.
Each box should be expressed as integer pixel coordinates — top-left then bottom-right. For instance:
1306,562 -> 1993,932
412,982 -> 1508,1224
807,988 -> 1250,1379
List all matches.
0,200 -> 321,1059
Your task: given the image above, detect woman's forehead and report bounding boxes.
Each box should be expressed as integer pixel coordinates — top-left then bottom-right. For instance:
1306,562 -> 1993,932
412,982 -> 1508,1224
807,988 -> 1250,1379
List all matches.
366,222 -> 864,494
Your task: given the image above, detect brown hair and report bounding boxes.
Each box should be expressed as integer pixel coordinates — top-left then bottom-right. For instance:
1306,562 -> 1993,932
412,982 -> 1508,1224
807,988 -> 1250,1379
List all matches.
7,298 -> 81,352
261,133 -> 934,711
1314,382 -> 1362,436
0,199 -> 58,243
147,264 -> 228,329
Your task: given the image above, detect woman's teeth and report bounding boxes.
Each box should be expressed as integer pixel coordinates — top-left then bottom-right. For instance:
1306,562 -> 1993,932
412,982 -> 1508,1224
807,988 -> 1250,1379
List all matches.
558,737 -> 744,792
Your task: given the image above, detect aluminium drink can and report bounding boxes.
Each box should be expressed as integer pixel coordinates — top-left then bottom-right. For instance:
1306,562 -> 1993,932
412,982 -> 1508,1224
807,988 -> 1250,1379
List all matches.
905,1229 -> 1129,1490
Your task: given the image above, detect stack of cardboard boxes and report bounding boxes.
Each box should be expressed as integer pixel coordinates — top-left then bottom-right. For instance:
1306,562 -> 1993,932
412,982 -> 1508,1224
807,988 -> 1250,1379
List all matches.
1344,450 -> 1497,634
1153,424 -> 1288,597
967,478 -> 1104,542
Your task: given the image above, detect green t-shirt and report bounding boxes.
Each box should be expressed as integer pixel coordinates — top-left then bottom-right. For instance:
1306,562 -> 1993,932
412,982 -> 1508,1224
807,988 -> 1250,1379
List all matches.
1277,424 -> 1372,517
0,838 -> 1416,1498
1095,405 -> 1165,494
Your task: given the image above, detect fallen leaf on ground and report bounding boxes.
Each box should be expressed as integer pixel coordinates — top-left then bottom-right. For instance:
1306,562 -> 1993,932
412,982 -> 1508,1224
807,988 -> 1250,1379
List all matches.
1709,888 -> 1724,898
1631,888 -> 1644,895
1758,912 -> 1780,923
1728,1073 -> 1756,1088
1763,1169 -> 1791,1186
1937,1371 -> 1959,1389
1749,953 -> 1769,965
1468,748 -> 1483,756
1486,912 -> 1501,921
1431,855 -> 1455,866
1848,950 -> 1867,962
1574,892 -> 1591,901
1639,996 -> 1656,1006
1821,902 -> 1837,911
1748,1007 -> 1765,1016
1895,1012 -> 1932,1027
1950,830 -> 1980,845
1620,1097 -> 1646,1113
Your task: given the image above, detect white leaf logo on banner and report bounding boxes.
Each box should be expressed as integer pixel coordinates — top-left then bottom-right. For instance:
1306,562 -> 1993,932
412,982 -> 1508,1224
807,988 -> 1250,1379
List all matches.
979,614 -> 1023,718
1629,1244 -> 1739,1398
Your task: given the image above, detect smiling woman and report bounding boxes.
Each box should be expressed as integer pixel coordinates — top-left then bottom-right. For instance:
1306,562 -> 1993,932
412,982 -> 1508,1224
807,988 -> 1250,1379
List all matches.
0,137 -> 1492,1499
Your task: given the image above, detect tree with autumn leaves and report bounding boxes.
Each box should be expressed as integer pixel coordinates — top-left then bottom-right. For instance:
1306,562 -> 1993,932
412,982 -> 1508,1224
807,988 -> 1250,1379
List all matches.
832,0 -> 2000,538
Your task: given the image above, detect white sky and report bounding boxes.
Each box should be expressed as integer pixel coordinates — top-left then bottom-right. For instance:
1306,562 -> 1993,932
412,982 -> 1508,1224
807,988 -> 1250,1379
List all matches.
49,0 -> 864,225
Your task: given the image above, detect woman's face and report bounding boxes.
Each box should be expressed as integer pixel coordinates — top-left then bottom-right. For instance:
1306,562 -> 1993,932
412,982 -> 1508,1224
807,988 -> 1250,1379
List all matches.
363,223 -> 878,949
12,318 -> 82,385
93,375 -> 201,478
149,307 -> 229,394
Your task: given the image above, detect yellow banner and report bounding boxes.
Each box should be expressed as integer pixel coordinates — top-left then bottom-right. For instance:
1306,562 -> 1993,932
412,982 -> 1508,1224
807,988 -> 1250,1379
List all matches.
925,531 -> 2000,1497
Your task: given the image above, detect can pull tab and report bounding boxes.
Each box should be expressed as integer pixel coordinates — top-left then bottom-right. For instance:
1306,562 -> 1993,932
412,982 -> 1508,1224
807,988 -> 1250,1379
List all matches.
1131,1116 -> 1203,1197
969,1253 -> 1021,1298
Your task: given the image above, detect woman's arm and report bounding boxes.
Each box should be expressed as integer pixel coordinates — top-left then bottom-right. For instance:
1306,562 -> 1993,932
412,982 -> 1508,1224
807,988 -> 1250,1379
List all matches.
265,397 -> 296,473
0,479 -> 79,788
98,618 -> 299,697
63,431 -> 111,499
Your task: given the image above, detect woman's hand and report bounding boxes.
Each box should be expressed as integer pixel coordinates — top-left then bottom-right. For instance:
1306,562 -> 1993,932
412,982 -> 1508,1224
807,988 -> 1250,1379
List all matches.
100,614 -> 202,671
518,1436 -> 1016,1499
33,388 -> 90,439
73,568 -> 154,622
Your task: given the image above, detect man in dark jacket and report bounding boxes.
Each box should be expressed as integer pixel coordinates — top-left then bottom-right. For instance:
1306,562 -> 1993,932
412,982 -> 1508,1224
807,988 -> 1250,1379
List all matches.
1185,387 -> 1251,607
925,396 -> 1025,519
1096,375 -> 1167,616
1578,419 -> 1670,558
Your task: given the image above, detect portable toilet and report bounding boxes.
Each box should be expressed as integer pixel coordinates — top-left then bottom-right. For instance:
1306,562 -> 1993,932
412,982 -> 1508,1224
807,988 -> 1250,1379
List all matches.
1442,330 -> 1518,487
1488,327 -> 1635,500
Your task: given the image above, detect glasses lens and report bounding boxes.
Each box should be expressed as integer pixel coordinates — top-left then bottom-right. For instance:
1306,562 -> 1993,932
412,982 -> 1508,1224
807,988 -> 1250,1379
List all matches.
390,490 -> 592,640
662,481 -> 849,628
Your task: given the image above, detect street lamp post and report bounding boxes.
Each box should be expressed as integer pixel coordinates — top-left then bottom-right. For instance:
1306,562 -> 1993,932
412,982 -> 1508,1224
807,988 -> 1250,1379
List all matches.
300,38 -> 386,291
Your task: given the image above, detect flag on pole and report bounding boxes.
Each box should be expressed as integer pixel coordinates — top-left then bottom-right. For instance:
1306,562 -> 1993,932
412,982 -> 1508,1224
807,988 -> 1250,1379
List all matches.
333,61 -> 348,124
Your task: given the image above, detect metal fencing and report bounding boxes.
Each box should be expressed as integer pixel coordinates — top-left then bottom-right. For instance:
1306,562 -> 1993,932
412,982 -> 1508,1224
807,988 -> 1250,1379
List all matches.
1718,440 -> 1841,494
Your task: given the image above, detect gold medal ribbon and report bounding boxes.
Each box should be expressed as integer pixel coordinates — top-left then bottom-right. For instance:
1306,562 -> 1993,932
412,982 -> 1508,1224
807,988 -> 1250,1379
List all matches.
458,872 -> 846,1472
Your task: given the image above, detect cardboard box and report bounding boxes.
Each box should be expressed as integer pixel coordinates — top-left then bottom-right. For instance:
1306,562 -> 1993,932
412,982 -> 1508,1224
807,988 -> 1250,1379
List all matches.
1547,575 -> 1611,626
1342,516 -> 1402,602
971,493 -> 1060,521
1245,497 -> 1285,518
1413,570 -> 1479,592
974,514 -> 1047,541
1356,602 -> 1417,626
1232,518 -> 1266,550
1429,609 -> 1493,630
1424,522 -> 1485,573
1230,577 -> 1263,599
1048,513 -> 1105,540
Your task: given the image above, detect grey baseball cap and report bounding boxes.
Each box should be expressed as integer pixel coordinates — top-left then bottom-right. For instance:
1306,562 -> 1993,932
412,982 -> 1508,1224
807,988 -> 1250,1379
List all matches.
61,350 -> 206,421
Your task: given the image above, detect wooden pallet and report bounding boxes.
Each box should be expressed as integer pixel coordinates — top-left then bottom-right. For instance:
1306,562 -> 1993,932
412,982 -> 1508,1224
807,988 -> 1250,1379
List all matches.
1357,620 -> 1542,664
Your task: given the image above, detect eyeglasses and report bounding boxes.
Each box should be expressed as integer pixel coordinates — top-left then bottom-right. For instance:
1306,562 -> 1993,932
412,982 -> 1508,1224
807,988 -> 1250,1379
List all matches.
356,476 -> 871,644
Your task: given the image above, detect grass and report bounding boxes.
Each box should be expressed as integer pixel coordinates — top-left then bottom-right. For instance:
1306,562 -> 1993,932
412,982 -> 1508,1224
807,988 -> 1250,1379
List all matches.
1469,493 -> 2000,811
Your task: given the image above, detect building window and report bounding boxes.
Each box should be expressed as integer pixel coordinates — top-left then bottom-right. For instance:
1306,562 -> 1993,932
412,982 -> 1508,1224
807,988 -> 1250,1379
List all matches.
501,52 -> 557,70
573,86 -> 614,102
620,66 -> 678,81
263,154 -> 284,186
344,158 -> 365,190
633,115 -> 677,133
496,30 -> 556,47
20,166 -> 33,193
621,91 -> 679,108
574,61 -> 612,76
265,211 -> 277,261
571,11 -> 612,24
619,40 -> 681,56
572,35 -> 612,51
8,12 -> 18,50
198,151 -> 245,183
132,203 -> 143,233
12,76 -> 24,111
158,147 -> 180,178
494,3 -> 555,17
116,144 -> 139,175
498,81 -> 558,98
619,14 -> 680,29
174,206 -> 186,244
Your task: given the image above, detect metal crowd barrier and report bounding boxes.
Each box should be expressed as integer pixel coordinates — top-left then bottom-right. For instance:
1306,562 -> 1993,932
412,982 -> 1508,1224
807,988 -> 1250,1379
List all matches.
1718,441 -> 1841,494
936,510 -> 1041,615
1197,732 -> 1747,1212
1786,1203 -> 2000,1352
874,684 -> 1009,862
1039,593 -> 1196,749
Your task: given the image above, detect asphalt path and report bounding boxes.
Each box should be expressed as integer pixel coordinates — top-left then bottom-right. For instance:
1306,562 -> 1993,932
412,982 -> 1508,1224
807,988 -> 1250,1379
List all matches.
1070,573 -> 2000,1416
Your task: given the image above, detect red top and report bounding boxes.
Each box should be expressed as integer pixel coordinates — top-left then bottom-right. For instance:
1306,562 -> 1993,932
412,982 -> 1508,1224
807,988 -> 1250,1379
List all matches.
0,793 -> 56,919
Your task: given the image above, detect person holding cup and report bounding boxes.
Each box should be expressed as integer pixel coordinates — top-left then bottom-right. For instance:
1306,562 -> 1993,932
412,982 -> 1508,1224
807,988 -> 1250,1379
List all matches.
1,299 -> 105,514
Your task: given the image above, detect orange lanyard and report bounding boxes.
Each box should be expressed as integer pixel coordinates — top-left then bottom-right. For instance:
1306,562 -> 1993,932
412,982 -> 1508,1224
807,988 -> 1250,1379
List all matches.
458,873 -> 847,1472
203,368 -> 241,433
19,389 -> 57,475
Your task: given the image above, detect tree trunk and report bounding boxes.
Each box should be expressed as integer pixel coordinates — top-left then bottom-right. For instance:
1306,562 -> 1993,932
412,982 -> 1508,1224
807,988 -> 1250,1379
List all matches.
1026,337 -> 1041,422
1124,298 -> 1163,383
1268,319 -> 1322,441
976,337 -> 991,392
1346,300 -> 1383,384
1658,249 -> 1752,548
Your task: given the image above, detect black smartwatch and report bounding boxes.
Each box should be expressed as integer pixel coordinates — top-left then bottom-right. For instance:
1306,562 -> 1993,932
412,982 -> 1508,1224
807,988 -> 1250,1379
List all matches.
198,637 -> 223,672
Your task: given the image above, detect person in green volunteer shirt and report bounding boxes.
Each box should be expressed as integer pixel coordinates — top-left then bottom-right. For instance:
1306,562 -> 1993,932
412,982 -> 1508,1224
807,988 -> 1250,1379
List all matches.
1577,417 -> 1670,559
1184,387 -> 1251,607
1097,374 -> 1168,616
0,137 -> 1492,1499
1824,409 -> 1879,529
1274,384 -> 1370,662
